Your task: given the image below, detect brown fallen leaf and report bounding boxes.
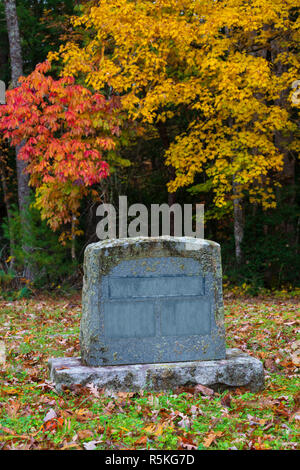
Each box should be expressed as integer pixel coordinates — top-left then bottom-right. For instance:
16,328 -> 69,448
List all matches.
194,384 -> 214,396
291,352 -> 300,367
264,358 -> 278,371
77,429 -> 94,440
203,431 -> 223,448
117,391 -> 135,399
240,397 -> 279,410
74,409 -> 95,422
5,401 -> 20,418
179,436 -> 198,450
60,442 -> 82,450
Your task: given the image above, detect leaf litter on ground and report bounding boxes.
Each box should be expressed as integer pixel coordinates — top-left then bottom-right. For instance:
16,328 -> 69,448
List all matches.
0,293 -> 299,450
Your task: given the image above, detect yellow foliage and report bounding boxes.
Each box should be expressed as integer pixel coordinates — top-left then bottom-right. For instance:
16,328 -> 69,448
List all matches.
49,0 -> 300,208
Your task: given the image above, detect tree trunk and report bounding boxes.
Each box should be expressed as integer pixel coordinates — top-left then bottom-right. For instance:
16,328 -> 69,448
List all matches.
233,180 -> 244,265
156,121 -> 176,235
3,0 -> 23,88
4,0 -> 33,280
71,214 -> 77,261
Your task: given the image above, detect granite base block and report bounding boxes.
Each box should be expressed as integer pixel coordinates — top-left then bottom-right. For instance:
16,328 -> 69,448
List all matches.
48,348 -> 264,393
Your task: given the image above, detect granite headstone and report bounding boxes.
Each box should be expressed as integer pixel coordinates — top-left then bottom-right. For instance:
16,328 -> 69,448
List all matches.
80,236 -> 226,366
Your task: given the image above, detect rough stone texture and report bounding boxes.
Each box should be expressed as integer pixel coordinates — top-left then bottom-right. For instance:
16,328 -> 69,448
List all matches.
48,348 -> 265,393
81,236 -> 225,366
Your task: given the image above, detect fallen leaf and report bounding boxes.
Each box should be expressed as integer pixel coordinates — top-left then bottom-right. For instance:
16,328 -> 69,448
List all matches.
74,409 -> 95,422
194,384 -> 214,396
2,388 -> 21,396
289,410 -> 300,422
177,416 -> 191,430
77,429 -> 94,440
134,436 -> 147,446
179,437 -> 198,450
83,439 -> 103,450
5,401 -> 20,418
294,391 -> 300,407
60,442 -> 82,450
264,358 -> 278,371
0,341 -> 6,366
86,383 -> 100,398
43,408 -> 57,422
154,424 -> 166,436
291,352 -> 300,367
203,431 -> 223,448
144,424 -> 156,433
36,381 -> 55,391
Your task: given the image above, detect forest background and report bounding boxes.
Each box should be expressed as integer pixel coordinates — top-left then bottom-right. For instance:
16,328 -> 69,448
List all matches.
0,0 -> 299,299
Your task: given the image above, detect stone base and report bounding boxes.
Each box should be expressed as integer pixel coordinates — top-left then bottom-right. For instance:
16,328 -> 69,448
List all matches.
48,348 -> 264,393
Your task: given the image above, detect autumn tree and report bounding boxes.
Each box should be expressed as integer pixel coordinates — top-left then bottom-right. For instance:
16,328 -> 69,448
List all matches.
0,61 -> 121,258
49,0 -> 299,262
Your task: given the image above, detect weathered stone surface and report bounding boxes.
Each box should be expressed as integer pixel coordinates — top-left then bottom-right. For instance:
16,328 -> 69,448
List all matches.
48,348 -> 265,393
81,236 -> 225,366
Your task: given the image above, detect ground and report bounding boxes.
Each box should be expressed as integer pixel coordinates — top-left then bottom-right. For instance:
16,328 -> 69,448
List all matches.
0,293 -> 299,450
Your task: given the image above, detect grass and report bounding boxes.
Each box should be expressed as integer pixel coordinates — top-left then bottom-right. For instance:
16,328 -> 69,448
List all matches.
0,293 -> 299,450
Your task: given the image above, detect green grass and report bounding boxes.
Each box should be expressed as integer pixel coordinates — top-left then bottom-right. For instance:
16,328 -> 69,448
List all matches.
0,294 -> 299,450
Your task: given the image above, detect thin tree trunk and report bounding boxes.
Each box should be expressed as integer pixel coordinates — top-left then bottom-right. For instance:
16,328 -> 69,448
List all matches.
3,0 -> 23,87
71,214 -> 77,261
4,0 -> 33,280
3,0 -> 30,209
233,180 -> 244,265
156,121 -> 176,235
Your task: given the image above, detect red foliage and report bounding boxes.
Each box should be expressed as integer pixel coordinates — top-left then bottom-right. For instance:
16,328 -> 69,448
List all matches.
0,61 -> 121,234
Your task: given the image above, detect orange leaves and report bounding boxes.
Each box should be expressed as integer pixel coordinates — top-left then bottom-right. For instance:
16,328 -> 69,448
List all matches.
0,61 -> 122,235
41,417 -> 64,433
41,408 -> 64,433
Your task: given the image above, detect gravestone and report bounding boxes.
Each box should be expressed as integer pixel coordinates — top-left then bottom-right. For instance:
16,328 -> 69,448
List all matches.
81,237 -> 225,366
49,237 -> 264,392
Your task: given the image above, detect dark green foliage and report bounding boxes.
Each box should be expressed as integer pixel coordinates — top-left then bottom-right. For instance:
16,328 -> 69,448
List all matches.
221,189 -> 300,292
1,204 -> 78,291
